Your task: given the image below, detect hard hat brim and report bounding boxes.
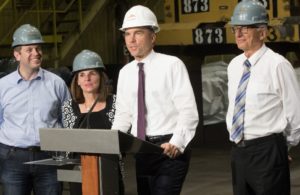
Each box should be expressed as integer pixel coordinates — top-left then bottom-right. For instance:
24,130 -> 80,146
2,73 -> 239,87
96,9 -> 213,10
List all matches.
119,25 -> 160,33
72,67 -> 106,74
12,40 -> 45,48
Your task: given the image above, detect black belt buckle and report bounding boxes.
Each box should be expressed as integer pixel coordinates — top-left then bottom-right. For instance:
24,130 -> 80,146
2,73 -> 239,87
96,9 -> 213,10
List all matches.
236,140 -> 246,147
146,134 -> 172,143
26,146 -> 40,152
0,143 -> 40,152
234,133 -> 283,148
12,146 -> 40,152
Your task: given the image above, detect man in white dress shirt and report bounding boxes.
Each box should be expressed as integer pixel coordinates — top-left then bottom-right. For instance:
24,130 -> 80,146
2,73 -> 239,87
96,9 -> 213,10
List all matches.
112,5 -> 199,195
226,1 -> 300,194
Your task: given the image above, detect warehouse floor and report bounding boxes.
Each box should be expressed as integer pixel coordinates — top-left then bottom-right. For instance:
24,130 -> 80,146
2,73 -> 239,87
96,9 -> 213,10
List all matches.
122,144 -> 300,195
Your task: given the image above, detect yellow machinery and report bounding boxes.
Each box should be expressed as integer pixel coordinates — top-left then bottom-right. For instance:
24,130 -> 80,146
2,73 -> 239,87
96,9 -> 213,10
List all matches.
157,0 -> 300,46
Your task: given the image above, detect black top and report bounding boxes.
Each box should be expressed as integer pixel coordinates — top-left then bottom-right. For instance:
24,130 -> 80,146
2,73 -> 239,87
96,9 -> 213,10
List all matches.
62,95 -> 116,129
62,94 -> 124,195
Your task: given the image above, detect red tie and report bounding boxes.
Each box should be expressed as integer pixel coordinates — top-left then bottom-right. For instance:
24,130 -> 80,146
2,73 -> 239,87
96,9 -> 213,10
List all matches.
137,62 -> 146,140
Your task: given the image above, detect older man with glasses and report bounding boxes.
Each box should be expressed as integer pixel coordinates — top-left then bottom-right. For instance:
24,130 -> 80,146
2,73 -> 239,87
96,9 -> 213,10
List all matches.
226,0 -> 300,195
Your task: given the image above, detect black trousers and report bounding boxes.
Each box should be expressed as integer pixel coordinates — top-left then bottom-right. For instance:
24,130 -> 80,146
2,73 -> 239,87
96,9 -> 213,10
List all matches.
231,133 -> 290,195
135,135 -> 191,195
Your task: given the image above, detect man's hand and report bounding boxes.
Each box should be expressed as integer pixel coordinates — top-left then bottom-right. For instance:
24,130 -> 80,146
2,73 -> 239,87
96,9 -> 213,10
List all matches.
288,155 -> 293,163
161,143 -> 182,159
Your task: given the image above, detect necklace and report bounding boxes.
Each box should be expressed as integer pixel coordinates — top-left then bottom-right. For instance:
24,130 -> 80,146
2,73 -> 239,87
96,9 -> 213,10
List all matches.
84,102 -> 92,112
83,99 -> 104,112
82,95 -> 101,113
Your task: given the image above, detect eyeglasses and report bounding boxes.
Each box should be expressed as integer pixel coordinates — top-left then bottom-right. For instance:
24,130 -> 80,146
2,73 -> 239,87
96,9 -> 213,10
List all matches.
231,25 -> 260,34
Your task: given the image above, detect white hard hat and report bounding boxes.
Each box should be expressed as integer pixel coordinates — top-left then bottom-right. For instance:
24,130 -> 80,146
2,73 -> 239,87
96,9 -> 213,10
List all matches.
120,5 -> 160,33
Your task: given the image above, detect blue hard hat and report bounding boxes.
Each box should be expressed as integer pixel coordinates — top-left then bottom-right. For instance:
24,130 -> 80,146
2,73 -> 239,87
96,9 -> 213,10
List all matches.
230,0 -> 268,25
12,24 -> 44,47
72,50 -> 105,73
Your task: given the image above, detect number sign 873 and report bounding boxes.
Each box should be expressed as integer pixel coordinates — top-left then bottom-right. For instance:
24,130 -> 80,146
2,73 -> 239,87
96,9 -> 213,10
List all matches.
193,27 -> 226,44
182,0 -> 209,14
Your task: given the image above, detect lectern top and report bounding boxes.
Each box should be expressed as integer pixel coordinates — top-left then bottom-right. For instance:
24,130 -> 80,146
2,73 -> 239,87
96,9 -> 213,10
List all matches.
39,128 -> 163,154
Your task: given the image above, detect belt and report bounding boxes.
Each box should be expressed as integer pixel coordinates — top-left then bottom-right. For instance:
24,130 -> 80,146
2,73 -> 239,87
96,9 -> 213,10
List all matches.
0,142 -> 41,152
146,134 -> 173,143
233,133 -> 283,148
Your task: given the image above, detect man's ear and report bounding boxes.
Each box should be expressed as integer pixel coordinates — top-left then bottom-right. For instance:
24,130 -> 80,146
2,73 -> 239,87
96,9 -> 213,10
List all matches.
13,50 -> 21,61
260,28 -> 268,41
151,33 -> 156,44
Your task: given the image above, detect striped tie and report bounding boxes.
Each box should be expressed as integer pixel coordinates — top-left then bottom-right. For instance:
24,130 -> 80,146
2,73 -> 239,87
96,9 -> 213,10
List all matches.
231,59 -> 251,143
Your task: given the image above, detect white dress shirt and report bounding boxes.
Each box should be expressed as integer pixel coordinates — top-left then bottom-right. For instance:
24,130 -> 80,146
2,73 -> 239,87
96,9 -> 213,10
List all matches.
112,50 -> 199,152
226,44 -> 300,147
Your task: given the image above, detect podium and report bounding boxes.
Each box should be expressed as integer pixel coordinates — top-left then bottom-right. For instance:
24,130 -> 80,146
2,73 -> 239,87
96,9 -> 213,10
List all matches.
38,128 -> 163,195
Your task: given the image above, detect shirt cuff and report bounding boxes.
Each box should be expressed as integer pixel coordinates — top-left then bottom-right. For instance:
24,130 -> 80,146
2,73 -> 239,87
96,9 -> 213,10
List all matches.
169,134 -> 186,153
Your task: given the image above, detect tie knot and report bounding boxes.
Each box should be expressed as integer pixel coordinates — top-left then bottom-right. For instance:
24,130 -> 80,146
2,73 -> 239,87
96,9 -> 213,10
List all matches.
138,62 -> 144,70
244,60 -> 251,69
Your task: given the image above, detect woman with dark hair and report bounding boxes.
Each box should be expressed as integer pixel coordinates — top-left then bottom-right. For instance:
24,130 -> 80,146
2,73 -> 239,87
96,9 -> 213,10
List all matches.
62,49 -> 124,195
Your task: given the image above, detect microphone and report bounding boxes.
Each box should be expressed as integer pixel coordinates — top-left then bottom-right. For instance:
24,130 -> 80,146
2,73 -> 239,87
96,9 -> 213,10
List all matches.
66,96 -> 100,159
79,95 -> 100,129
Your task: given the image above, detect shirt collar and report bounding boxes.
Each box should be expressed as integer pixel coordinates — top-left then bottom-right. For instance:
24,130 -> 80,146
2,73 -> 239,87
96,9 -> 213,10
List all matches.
16,67 -> 43,84
244,44 -> 268,67
134,50 -> 156,67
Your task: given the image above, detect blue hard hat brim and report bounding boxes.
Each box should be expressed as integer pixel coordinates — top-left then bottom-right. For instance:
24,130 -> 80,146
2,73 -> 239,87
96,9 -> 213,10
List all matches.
71,67 -> 106,75
12,40 -> 45,48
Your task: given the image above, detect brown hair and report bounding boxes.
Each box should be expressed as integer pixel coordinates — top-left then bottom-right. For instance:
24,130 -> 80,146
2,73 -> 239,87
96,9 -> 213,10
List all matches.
70,69 -> 112,104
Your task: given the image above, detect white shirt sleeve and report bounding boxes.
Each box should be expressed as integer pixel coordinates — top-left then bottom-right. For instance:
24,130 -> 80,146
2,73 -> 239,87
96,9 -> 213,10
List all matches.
275,60 -> 300,147
168,60 -> 199,152
111,68 -> 133,133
